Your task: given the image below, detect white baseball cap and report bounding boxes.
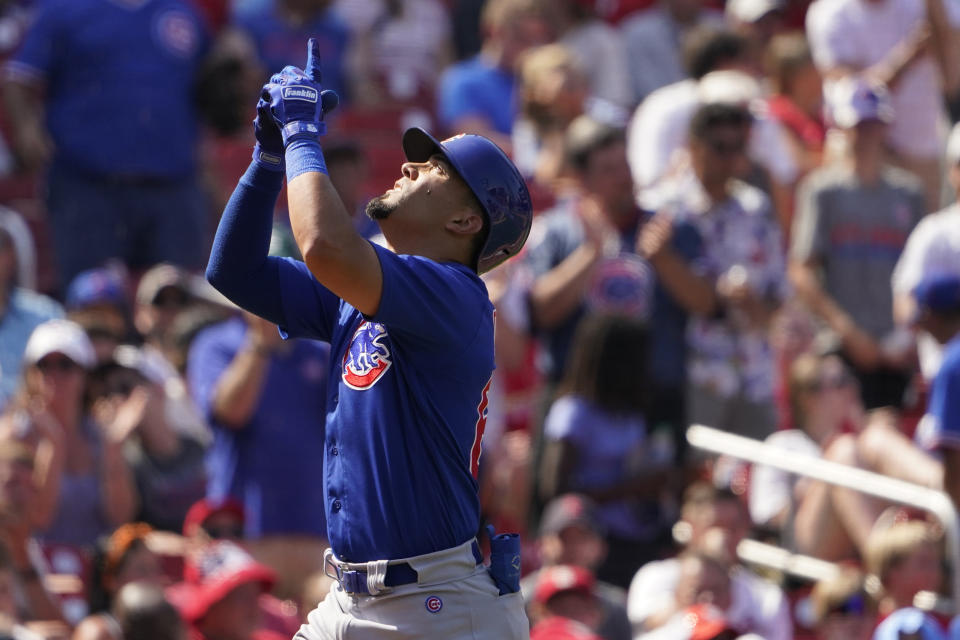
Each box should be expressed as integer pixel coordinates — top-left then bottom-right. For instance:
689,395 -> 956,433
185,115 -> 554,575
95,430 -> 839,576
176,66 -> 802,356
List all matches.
726,0 -> 783,23
946,122 -> 960,166
825,77 -> 894,129
23,319 -> 96,370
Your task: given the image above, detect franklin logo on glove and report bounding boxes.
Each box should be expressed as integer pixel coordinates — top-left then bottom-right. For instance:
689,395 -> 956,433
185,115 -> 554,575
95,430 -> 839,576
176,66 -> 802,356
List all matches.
282,86 -> 318,102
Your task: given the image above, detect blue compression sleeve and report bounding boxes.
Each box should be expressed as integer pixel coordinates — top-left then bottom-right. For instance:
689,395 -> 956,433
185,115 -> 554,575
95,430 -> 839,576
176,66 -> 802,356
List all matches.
205,162 -> 286,324
285,139 -> 327,182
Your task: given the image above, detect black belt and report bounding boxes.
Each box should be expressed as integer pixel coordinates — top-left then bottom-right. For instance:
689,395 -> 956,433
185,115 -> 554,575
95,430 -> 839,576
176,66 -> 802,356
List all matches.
338,541 -> 483,595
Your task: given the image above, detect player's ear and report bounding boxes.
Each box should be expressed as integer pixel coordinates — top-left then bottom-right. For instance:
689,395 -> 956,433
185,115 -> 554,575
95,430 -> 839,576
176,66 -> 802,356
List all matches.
445,209 -> 484,237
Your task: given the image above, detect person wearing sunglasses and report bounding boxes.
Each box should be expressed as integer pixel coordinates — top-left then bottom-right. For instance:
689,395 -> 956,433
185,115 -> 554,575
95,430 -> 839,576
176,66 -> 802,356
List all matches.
749,350 -> 884,562
642,100 -> 787,442
13,319 -> 138,550
808,569 -> 875,640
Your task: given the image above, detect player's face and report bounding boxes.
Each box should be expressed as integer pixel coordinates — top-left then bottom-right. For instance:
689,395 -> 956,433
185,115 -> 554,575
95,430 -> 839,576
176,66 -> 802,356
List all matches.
367,155 -> 469,233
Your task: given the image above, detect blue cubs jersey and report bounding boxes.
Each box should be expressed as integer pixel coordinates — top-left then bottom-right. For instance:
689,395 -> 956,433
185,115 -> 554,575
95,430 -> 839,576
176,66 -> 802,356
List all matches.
916,334 -> 960,453
8,0 -> 208,177
276,243 -> 495,562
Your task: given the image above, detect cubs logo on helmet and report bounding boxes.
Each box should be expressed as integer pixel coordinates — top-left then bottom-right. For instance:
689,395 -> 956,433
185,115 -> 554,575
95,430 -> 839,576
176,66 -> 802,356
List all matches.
342,321 -> 392,390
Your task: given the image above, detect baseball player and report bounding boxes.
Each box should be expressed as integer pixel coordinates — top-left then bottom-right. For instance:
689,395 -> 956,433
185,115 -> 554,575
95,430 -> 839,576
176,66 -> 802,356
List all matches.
204,39 -> 533,639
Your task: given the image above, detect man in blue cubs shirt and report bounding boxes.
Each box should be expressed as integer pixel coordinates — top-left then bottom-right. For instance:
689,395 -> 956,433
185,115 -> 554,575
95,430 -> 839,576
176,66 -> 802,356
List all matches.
3,0 -> 210,290
205,39 -> 532,638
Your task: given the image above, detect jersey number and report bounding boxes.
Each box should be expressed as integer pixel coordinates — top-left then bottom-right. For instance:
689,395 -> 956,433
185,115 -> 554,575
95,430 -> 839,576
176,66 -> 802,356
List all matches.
470,375 -> 492,479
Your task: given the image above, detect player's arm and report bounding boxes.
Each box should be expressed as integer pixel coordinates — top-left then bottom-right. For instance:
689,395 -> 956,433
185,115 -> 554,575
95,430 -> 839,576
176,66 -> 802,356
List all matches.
267,40 -> 383,316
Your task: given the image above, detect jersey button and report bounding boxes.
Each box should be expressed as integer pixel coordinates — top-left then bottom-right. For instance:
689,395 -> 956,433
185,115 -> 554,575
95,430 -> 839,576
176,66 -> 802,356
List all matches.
332,499 -> 342,512
331,447 -> 339,456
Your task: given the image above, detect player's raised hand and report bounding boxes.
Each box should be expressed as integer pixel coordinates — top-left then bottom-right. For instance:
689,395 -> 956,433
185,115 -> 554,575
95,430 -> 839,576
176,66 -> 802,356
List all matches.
252,97 -> 284,171
261,38 -> 339,147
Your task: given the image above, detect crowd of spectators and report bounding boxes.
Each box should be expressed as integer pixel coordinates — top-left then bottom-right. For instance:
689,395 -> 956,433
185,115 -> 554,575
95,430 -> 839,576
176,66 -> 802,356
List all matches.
0,0 -> 958,638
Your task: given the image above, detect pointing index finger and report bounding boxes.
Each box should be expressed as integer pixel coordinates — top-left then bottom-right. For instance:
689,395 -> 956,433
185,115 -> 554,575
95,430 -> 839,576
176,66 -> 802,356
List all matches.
306,38 -> 321,83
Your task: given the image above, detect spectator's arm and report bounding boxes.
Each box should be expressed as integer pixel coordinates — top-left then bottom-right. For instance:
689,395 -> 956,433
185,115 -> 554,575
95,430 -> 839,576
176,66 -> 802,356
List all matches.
639,215 -> 717,316
864,23 -> 932,90
5,535 -> 63,622
926,0 -> 960,95
28,412 -> 65,531
99,436 -> 138,528
528,243 -> 602,329
1,78 -> 52,173
538,438 -> 575,503
209,313 -> 278,429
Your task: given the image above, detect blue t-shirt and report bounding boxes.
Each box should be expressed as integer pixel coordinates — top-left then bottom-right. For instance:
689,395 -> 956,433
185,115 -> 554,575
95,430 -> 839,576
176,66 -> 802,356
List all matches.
187,316 -> 330,538
524,201 -> 704,386
236,7 -> 350,104
916,334 -> 960,453
8,0 -> 208,177
543,394 -> 661,540
437,55 -> 516,136
275,244 -> 494,562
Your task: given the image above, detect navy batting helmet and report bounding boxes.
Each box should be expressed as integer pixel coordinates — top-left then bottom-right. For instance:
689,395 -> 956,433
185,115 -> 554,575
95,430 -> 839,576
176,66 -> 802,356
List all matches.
402,127 -> 532,273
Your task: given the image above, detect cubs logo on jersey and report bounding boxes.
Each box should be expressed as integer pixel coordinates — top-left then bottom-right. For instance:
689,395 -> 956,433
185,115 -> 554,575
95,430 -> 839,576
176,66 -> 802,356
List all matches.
342,321 -> 392,390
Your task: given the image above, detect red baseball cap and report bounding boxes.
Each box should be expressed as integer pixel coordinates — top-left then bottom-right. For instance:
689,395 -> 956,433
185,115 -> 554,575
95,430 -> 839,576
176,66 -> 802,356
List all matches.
534,565 -> 596,605
168,541 -> 275,622
682,604 -> 738,640
182,497 -> 245,537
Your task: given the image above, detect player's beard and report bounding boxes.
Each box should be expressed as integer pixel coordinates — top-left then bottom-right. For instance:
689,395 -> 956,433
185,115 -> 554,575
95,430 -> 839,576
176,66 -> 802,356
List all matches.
365,195 -> 396,220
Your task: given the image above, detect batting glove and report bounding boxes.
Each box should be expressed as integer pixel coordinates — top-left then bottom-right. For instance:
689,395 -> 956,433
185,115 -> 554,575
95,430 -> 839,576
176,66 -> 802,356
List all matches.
261,39 -> 339,147
252,98 -> 285,171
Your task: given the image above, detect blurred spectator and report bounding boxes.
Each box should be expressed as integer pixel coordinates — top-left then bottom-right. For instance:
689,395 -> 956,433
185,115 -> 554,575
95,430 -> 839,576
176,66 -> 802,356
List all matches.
87,524 -> 166,615
520,494 -> 631,640
529,564 -> 604,640
627,483 -> 791,640
892,123 -> 960,382
0,431 -> 63,624
526,115 -> 713,462
806,0 -> 959,211
538,313 -> 674,589
166,541 -> 282,640
133,264 -> 214,446
637,557 -> 737,639
627,27 -> 799,214
0,210 -> 62,410
764,33 -> 826,180
194,27 -> 267,139
298,571 -> 333,626
750,351 -> 885,562
233,0 -> 350,105
865,520 -> 944,622
547,0 -> 633,114
724,0 -> 786,72
111,582 -> 185,640
70,615 -> 120,640
180,498 -> 300,640
807,569 -> 876,640
62,266 -> 133,366
436,0 -> 551,146
512,44 -> 589,187
1,0 -> 212,291
618,0 -> 725,104
334,0 -> 453,108
186,310 -> 329,598
790,78 -> 925,412
643,102 -> 787,440
86,349 -> 206,533
17,320 -> 138,549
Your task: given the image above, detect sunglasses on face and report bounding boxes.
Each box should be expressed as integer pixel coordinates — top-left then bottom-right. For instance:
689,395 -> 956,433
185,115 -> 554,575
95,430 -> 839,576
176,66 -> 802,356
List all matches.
36,356 -> 81,374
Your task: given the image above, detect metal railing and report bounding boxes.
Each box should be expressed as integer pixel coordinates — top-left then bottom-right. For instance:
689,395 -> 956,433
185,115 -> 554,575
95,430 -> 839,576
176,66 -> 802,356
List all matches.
687,423 -> 960,606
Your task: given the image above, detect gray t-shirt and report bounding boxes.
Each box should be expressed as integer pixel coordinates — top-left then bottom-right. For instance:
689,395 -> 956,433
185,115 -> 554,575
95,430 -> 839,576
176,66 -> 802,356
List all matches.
791,165 -> 925,339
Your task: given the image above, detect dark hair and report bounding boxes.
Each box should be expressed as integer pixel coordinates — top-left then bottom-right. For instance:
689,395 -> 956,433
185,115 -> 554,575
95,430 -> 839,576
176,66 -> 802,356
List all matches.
564,116 -> 626,173
113,583 -> 183,640
689,102 -> 753,142
683,28 -> 749,80
323,139 -> 366,167
559,313 -> 649,415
